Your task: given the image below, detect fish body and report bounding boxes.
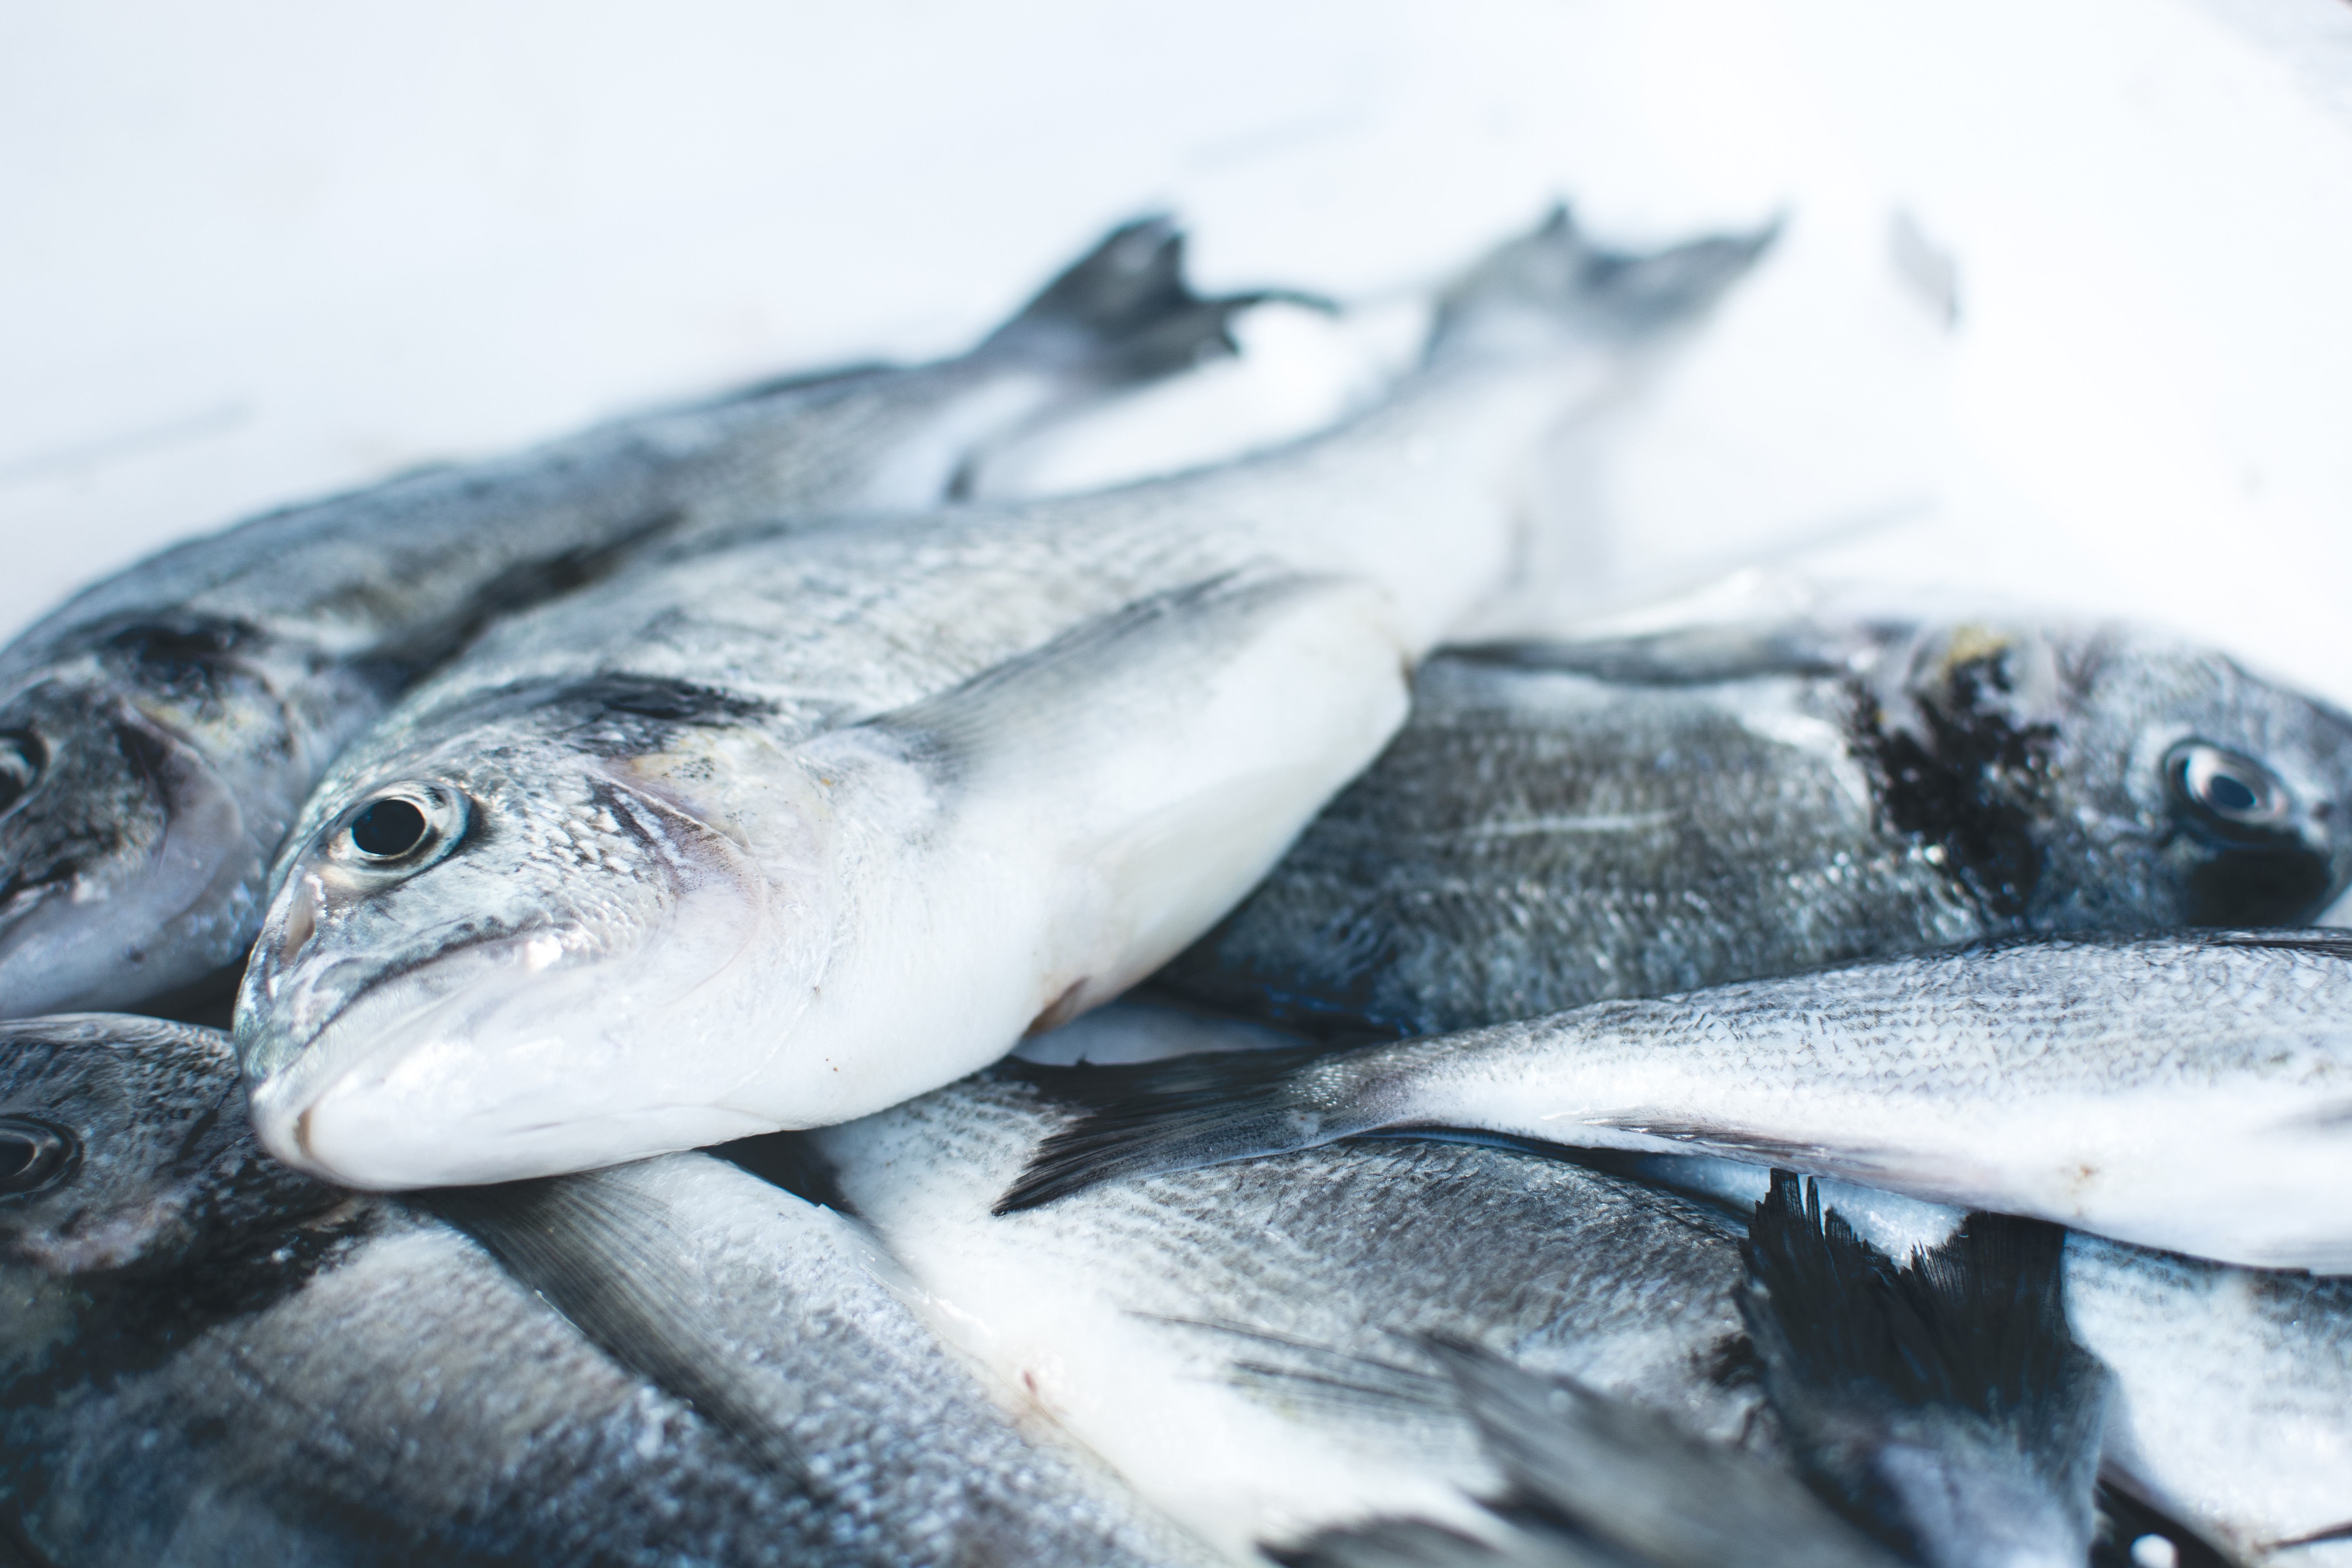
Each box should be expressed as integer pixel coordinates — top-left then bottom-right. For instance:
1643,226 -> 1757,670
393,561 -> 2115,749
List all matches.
232,211 -> 1775,1189
0,1016 -> 1221,1567
0,220 -> 1268,1021
811,1043 -> 1769,1561
1006,931 -> 2352,1271
1163,617 -> 2352,1036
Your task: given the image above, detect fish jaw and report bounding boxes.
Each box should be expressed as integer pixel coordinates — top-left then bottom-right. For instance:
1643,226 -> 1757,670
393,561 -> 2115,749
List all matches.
237,750 -> 800,1189
0,681 -> 266,1016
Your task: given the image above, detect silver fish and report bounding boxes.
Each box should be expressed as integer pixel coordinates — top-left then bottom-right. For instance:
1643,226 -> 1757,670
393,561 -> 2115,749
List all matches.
811,1039 -> 1772,1561
0,1015 -> 1223,1567
1159,617 -> 2352,1037
1003,931 -> 2352,1271
0,219 -> 1269,1021
232,209 -> 1775,1189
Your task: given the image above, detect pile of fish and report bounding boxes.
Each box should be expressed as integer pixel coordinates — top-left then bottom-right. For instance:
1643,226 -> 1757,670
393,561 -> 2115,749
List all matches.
2,209 -> 2347,1568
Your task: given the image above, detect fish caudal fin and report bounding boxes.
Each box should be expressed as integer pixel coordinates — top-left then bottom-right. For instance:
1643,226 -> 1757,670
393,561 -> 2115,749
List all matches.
982,215 -> 1327,387
1424,204 -> 1779,369
1270,1339 -> 1901,1568
1741,1172 -> 2113,1568
991,1045 -> 1348,1212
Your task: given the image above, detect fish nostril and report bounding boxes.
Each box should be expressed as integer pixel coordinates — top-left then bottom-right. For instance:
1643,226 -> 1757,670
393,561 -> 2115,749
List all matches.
277,879 -> 320,966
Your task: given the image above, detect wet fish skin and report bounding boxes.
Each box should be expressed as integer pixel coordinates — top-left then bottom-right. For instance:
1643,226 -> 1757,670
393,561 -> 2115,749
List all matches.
1740,1174 -> 2111,1568
0,218 -> 1266,1021
2065,1236 -> 2352,1567
0,1016 -> 1224,1568
1005,931 -> 2352,1271
1162,616 -> 2352,1037
812,1046 -> 1770,1561
234,210 -> 1774,1190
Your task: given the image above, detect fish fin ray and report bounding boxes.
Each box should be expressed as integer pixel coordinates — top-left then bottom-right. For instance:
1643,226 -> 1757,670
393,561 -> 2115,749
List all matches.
1428,203 -> 1779,363
1739,1172 -> 2110,1560
1423,1335 -> 1900,1568
991,1046 -> 1356,1212
982,215 -> 1330,386
422,1169 -> 808,1482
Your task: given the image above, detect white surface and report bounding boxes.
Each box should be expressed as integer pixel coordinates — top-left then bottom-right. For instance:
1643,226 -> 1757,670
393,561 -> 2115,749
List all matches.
5,0 -> 2351,710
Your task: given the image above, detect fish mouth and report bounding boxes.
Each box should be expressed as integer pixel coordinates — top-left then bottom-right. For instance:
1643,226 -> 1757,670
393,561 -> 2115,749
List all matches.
0,704 -> 254,1017
240,865 -> 778,1190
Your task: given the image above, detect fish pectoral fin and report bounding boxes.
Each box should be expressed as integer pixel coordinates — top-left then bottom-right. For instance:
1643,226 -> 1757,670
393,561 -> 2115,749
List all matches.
423,1165 -> 808,1482
858,569 -> 1410,1004
1128,1312 -> 1457,1419
865,568 -> 1402,788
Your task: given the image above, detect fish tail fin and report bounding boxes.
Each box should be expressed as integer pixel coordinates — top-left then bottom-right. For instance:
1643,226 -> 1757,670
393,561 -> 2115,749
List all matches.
1426,1336 -> 1901,1568
1267,1339 -> 1901,1568
982,215 -> 1329,386
990,1044 -> 1354,1213
1741,1171 -> 2113,1564
1425,203 -> 1779,367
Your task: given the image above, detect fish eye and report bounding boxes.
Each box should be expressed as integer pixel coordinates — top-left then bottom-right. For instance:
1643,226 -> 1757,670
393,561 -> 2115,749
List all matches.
333,784 -> 466,869
0,732 -> 38,816
2166,740 -> 2293,834
0,1116 -> 77,1198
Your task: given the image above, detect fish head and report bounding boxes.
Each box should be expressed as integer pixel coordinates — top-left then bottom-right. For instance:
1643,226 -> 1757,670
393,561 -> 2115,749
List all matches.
238,707 -> 806,1190
1868,621 -> 2352,928
0,617 -> 306,1017
0,1014 -> 332,1275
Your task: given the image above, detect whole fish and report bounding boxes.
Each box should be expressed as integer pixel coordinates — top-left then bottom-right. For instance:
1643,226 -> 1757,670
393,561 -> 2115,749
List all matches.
0,1015 -> 1223,1567
1282,1339 -> 1903,1568
0,218 -> 1270,1021
1159,617 -> 2352,1037
1739,1174 -> 2111,1568
811,1034 -> 1775,1561
1002,931 -> 2352,1271
233,208 -> 1775,1189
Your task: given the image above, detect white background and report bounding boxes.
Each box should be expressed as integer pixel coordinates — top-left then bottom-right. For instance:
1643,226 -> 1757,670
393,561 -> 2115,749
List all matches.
5,0 -> 2350,704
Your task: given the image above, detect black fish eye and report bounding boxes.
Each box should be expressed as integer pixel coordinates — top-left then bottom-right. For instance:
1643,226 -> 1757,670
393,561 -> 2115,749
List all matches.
0,732 -> 37,816
2166,741 -> 2292,832
0,1117 -> 77,1198
351,797 -> 428,858
336,785 -> 465,868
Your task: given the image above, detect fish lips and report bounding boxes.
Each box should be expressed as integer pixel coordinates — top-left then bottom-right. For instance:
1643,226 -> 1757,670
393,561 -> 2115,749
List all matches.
240,830 -> 782,1190
0,690 -> 255,1016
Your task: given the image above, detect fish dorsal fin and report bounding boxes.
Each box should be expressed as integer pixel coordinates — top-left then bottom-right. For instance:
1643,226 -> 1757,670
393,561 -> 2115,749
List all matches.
1740,1171 -> 2113,1568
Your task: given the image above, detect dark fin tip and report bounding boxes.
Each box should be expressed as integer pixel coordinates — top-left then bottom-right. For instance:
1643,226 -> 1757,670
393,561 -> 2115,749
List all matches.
707,1130 -> 853,1217
985,214 -> 1322,384
989,1045 -> 1328,1214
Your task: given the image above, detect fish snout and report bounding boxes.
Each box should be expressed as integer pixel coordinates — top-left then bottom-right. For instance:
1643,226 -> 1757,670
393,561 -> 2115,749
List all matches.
237,778 -> 782,1188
